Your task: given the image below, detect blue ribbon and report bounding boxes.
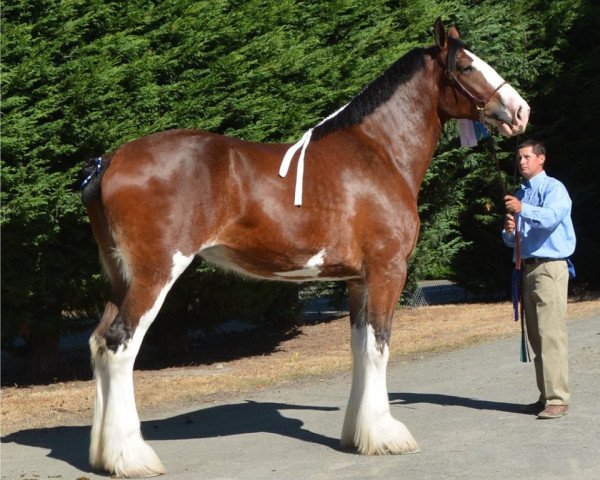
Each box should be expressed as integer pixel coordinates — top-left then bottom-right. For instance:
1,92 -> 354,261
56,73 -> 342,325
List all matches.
567,258 -> 576,279
511,268 -> 521,321
473,121 -> 490,140
511,267 -> 531,362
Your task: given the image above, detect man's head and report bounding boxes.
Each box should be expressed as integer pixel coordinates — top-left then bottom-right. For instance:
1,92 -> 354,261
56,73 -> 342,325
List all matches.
517,139 -> 546,180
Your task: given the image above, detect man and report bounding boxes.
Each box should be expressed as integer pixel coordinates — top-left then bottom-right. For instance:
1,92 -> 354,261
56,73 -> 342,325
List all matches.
502,139 -> 576,419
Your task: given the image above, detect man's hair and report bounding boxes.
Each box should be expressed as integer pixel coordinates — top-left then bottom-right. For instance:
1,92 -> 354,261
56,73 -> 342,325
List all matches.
518,139 -> 546,156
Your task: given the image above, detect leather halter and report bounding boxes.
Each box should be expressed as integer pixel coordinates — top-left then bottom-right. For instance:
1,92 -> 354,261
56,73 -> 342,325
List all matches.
445,38 -> 506,112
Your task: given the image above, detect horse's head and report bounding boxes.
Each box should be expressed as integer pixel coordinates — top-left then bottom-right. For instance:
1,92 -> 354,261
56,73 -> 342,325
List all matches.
433,18 -> 530,136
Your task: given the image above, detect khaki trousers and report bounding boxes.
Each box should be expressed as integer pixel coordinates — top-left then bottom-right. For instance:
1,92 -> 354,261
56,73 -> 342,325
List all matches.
522,259 -> 570,406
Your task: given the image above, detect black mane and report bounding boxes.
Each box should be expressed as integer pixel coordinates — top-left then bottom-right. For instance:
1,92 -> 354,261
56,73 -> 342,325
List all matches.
312,46 -> 439,141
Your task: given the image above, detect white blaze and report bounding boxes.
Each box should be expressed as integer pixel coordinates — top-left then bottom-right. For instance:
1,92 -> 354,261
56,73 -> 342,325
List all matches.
464,49 -> 530,135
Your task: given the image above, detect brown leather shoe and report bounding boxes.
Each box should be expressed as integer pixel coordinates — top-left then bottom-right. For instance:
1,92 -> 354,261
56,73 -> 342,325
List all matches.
520,401 -> 545,413
537,404 -> 568,419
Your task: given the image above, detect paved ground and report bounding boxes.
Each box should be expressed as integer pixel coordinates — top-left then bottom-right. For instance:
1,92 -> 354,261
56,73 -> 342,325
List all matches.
2,315 -> 599,480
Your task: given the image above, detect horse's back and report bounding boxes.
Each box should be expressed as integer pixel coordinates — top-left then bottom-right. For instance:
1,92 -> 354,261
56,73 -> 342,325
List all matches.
93,129 -> 296,259
100,128 -> 285,214
103,129 -> 281,187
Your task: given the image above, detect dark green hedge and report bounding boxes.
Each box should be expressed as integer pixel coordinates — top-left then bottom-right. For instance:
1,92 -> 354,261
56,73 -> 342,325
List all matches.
2,0 -> 598,359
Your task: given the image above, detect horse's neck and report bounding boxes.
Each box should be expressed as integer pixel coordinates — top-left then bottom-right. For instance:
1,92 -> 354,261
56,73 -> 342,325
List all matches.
356,64 -> 442,199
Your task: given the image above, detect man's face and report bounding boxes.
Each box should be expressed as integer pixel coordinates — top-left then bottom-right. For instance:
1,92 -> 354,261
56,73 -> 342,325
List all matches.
517,146 -> 545,180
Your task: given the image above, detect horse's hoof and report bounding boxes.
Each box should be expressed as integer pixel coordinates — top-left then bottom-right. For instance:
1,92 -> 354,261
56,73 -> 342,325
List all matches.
91,438 -> 166,478
350,416 -> 421,455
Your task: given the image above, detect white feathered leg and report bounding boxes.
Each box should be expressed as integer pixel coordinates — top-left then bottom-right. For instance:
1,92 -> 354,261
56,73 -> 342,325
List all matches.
341,323 -> 420,455
90,335 -> 108,471
90,252 -> 193,477
91,340 -> 165,477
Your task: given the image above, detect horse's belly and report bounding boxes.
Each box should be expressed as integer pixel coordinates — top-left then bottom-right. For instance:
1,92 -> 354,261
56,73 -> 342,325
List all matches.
198,244 -> 361,282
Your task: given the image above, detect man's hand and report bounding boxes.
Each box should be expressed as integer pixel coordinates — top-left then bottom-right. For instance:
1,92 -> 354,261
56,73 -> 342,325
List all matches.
504,213 -> 516,233
504,195 -> 522,214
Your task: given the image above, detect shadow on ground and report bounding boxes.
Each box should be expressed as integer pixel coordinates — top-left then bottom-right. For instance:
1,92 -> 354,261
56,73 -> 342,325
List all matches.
389,392 -> 523,414
1,391 -> 528,474
1,399 -> 340,475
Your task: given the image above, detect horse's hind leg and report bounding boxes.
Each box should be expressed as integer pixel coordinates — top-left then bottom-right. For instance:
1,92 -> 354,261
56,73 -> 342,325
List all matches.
90,251 -> 193,477
341,273 -> 420,455
90,299 -> 118,471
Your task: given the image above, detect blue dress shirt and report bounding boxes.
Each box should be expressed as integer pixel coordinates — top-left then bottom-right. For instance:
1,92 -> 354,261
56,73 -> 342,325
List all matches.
502,171 -> 576,262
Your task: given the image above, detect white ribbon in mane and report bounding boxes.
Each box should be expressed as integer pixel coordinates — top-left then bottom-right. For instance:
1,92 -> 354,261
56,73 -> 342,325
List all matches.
279,103 -> 349,206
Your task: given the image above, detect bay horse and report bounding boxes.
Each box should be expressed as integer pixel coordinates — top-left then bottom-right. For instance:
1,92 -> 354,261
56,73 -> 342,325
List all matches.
82,19 -> 529,477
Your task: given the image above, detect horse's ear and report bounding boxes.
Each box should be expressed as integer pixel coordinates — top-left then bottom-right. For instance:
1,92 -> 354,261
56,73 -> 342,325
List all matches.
433,17 -> 446,50
448,25 -> 461,41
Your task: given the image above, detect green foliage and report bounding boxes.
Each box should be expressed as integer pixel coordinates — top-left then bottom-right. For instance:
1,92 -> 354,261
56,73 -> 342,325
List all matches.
0,161 -> 102,342
409,0 -> 595,295
2,0 -> 598,354
526,0 -> 600,288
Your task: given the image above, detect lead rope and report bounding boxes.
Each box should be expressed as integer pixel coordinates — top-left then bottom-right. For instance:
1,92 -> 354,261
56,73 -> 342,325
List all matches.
489,133 -> 530,362
514,27 -> 531,362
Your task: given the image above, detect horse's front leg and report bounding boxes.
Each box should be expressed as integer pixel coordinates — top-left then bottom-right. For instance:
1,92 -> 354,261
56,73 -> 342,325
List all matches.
341,272 -> 420,455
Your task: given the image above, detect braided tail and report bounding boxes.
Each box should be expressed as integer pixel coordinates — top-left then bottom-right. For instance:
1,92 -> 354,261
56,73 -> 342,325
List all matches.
81,155 -> 111,206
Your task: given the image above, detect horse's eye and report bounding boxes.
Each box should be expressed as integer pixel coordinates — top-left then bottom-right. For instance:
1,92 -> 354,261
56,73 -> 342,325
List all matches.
458,65 -> 474,74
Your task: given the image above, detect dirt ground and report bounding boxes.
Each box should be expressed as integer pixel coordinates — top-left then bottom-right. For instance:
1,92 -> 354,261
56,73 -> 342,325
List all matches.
2,298 -> 599,435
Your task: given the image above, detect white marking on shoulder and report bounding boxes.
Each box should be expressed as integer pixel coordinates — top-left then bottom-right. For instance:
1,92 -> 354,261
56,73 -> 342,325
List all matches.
274,249 -> 326,278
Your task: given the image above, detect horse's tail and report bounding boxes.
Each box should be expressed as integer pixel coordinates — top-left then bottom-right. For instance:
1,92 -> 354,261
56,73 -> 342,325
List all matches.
82,153 -> 127,299
81,154 -> 112,206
